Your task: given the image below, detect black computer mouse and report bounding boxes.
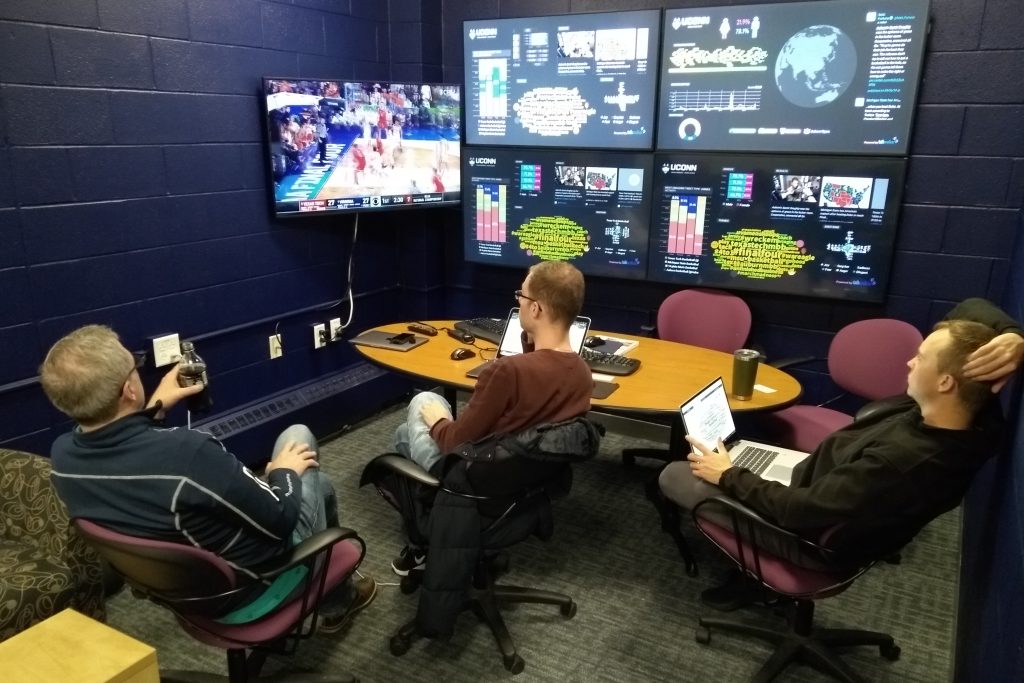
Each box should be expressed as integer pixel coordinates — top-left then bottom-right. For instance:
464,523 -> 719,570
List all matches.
584,335 -> 605,348
450,347 -> 476,361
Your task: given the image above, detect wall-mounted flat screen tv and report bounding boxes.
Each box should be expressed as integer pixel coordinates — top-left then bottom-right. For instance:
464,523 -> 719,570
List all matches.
262,79 -> 461,217
657,0 -> 930,154
463,9 -> 662,150
462,147 -> 652,280
648,153 -> 906,302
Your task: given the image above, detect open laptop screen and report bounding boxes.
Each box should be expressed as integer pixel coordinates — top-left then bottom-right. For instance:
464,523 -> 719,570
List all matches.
496,307 -> 591,358
679,377 -> 739,454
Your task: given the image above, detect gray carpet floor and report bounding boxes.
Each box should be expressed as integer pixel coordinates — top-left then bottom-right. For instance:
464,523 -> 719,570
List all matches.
107,403 -> 959,682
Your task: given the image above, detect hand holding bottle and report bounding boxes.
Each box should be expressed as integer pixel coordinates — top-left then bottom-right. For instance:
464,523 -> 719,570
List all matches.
147,364 -> 205,420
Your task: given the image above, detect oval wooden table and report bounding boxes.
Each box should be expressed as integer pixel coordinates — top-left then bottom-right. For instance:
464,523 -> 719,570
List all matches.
350,321 -> 802,415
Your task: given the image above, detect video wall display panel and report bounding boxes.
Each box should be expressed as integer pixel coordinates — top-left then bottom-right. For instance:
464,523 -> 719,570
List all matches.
648,153 -> 907,302
462,147 -> 653,280
263,79 -> 461,217
463,10 -> 661,150
657,0 -> 930,155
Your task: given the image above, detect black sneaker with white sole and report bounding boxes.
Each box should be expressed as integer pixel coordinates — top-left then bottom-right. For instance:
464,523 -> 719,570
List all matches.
391,546 -> 426,576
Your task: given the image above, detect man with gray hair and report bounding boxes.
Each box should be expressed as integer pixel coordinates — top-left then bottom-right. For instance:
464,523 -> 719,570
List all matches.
40,325 -> 375,631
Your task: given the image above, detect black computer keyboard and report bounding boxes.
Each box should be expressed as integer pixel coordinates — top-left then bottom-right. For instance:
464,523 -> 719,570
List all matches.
455,317 -> 505,344
732,446 -> 778,475
581,347 -> 641,376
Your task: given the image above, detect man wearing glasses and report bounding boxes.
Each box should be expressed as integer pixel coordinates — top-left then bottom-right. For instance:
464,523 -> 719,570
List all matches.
390,261 -> 594,576
39,325 -> 375,631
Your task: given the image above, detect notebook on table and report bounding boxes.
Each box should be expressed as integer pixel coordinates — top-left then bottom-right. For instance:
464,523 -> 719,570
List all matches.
465,307 -> 591,379
679,377 -> 810,486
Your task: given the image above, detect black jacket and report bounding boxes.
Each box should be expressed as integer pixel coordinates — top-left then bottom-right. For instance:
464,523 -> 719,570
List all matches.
415,417 -> 602,637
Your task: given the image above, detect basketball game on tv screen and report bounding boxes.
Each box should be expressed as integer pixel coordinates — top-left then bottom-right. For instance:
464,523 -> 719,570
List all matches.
263,79 -> 461,217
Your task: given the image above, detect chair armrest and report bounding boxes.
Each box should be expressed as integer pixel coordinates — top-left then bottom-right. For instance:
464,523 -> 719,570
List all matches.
359,452 -> 495,501
768,355 -> 817,371
692,496 -> 830,565
693,495 -> 796,541
360,453 -> 441,488
257,526 -> 364,580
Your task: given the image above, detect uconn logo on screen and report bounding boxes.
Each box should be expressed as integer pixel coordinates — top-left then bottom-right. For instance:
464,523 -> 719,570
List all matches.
468,27 -> 498,40
468,157 -> 497,167
662,163 -> 698,174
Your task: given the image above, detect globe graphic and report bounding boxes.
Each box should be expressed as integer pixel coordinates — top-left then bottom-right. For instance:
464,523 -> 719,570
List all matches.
774,25 -> 857,108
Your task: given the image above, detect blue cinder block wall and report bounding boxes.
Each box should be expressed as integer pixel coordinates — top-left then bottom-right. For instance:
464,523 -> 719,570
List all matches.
0,1 -> 450,456
0,0 -> 1021,675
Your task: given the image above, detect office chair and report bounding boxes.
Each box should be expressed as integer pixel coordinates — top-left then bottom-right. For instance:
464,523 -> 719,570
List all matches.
624,288 -> 752,467
74,519 -> 365,683
360,417 -> 601,675
691,496 -> 900,683
762,318 -> 922,453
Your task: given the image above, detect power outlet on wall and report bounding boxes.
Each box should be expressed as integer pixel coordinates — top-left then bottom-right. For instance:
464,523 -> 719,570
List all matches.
268,334 -> 283,359
151,333 -> 181,367
312,323 -> 328,349
329,318 -> 343,342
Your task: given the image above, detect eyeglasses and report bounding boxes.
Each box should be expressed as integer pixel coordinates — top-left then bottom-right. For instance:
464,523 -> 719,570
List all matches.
514,289 -> 537,304
124,350 -> 146,384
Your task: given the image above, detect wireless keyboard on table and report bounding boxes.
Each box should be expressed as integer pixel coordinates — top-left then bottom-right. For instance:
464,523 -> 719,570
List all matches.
455,318 -> 505,344
582,347 -> 641,376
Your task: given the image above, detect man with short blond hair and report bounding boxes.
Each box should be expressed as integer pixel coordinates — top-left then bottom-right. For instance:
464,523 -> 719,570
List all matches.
659,298 -> 1023,608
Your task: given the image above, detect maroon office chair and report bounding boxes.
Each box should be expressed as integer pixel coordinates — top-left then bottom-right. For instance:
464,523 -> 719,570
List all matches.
692,496 -> 900,683
629,288 -> 753,576
763,318 -> 923,453
654,287 -> 754,353
74,519 -> 365,683
625,288 -> 753,468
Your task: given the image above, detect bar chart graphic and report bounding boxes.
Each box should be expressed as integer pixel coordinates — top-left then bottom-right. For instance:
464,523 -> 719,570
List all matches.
726,172 -> 754,200
475,183 -> 507,242
519,164 -> 542,192
478,58 -> 508,118
667,195 -> 708,256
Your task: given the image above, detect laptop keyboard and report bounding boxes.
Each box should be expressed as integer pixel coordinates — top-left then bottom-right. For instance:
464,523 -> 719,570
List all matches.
455,318 -> 505,344
732,445 -> 778,475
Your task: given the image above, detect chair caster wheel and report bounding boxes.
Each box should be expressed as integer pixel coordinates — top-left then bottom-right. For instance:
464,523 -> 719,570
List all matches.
389,634 -> 411,656
560,601 -> 577,619
695,626 -> 711,645
503,653 -> 525,674
685,562 -> 698,578
880,643 -> 901,661
400,574 -> 420,594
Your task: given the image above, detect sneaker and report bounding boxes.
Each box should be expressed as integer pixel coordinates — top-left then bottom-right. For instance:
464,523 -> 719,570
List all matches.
391,546 -> 427,576
318,573 -> 376,634
700,570 -> 768,612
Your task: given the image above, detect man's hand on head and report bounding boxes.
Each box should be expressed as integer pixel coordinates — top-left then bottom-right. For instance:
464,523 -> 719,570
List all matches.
685,436 -> 734,485
146,364 -> 204,419
963,332 -> 1024,392
266,440 -> 319,476
419,400 -> 450,430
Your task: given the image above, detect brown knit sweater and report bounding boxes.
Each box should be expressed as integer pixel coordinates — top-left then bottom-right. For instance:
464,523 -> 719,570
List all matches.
430,349 -> 592,453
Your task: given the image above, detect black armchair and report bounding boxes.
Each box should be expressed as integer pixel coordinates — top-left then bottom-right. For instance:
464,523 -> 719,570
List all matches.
691,496 -> 900,683
360,417 -> 601,675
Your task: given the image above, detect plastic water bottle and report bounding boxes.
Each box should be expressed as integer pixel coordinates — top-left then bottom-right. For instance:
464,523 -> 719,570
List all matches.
177,341 -> 212,413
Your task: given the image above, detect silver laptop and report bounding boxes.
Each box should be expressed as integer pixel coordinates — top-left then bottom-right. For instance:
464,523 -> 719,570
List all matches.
465,307 -> 591,379
679,377 -> 809,486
